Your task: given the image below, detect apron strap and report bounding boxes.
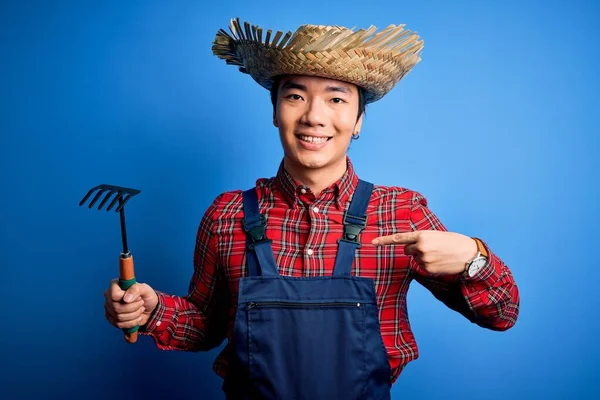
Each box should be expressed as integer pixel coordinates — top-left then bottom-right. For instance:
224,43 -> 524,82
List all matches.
332,179 -> 374,276
242,187 -> 279,277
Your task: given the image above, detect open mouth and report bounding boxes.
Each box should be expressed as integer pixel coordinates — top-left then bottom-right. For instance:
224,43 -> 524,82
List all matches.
296,135 -> 332,144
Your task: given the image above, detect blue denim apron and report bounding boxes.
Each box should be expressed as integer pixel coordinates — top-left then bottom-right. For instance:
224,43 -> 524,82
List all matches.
224,180 -> 391,400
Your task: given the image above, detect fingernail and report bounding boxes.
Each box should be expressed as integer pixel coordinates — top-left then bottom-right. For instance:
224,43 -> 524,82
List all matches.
124,294 -> 133,302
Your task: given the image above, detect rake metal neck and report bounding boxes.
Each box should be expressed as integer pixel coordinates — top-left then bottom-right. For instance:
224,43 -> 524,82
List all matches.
119,203 -> 129,256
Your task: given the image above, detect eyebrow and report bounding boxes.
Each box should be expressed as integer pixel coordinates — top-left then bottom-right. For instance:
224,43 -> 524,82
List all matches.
281,81 -> 307,91
325,85 -> 350,94
280,80 -> 352,95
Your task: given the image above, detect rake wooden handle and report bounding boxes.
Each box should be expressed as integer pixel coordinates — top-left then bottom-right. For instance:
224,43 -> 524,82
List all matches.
119,253 -> 138,344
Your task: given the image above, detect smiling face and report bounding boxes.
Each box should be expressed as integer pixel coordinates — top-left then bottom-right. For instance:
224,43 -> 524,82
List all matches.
272,75 -> 364,181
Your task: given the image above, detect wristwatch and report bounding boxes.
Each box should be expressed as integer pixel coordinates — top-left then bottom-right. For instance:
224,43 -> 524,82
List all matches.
463,238 -> 488,278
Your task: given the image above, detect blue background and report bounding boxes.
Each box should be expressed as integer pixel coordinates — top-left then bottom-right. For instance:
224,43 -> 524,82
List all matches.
1,0 -> 598,399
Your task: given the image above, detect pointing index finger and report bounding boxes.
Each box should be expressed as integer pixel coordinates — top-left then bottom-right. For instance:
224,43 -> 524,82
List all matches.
372,231 -> 420,246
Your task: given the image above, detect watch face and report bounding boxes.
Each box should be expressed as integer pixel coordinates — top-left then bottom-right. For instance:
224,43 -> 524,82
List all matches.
468,257 -> 487,277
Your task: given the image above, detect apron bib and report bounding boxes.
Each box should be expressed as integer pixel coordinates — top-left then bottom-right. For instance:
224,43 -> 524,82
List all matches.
224,180 -> 391,400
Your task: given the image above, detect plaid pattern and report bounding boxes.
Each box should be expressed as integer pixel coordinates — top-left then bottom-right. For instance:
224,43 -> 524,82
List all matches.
141,157 -> 519,383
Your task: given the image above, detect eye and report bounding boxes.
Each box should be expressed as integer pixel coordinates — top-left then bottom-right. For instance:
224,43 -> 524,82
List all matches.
331,97 -> 346,104
286,94 -> 303,101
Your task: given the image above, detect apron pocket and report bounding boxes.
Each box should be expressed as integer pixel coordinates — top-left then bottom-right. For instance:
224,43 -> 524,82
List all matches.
247,300 -> 369,400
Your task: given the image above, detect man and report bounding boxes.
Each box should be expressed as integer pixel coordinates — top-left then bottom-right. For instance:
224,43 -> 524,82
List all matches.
104,18 -> 519,399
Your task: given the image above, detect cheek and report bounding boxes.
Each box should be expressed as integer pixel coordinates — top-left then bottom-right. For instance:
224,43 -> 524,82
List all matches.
277,107 -> 298,132
334,111 -> 359,133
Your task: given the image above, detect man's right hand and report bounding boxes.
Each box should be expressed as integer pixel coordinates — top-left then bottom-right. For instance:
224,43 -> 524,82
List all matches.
104,279 -> 159,330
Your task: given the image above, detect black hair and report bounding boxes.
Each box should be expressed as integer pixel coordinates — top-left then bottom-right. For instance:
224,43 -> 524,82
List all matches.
269,76 -> 366,122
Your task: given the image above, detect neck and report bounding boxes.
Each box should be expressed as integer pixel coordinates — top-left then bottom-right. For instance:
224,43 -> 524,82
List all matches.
283,157 -> 348,196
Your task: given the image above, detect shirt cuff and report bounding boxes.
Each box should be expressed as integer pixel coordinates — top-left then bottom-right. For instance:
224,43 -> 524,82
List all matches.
139,291 -> 176,336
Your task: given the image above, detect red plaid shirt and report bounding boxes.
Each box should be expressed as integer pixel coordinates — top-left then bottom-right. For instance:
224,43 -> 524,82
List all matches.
141,157 -> 519,383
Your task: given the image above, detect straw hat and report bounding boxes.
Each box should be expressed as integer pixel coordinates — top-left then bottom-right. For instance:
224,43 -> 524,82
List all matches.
211,18 -> 424,103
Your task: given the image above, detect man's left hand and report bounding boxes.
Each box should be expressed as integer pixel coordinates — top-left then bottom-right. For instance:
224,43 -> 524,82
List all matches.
372,230 -> 478,276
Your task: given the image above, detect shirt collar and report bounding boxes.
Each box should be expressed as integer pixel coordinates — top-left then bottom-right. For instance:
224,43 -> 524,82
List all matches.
274,156 -> 359,210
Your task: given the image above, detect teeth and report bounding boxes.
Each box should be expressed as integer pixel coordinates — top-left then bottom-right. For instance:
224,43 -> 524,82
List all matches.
300,135 -> 328,143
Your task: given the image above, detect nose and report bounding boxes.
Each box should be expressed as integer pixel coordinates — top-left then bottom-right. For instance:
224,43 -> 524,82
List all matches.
300,99 -> 326,127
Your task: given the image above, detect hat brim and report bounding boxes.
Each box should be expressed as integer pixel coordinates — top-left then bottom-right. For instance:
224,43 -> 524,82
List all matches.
212,18 -> 424,103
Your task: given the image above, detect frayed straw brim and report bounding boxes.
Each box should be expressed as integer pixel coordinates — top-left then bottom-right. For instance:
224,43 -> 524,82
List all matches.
211,18 -> 424,103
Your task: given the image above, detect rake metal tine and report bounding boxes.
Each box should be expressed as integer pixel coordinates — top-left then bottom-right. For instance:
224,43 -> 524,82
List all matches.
79,186 -> 100,206
97,189 -> 117,210
106,191 -> 123,212
88,188 -> 107,209
114,193 -> 135,212
80,184 -> 141,211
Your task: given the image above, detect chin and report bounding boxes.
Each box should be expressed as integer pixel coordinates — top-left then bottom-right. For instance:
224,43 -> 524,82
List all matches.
294,153 -> 332,170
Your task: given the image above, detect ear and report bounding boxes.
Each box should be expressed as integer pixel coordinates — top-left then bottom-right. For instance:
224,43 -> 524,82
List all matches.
273,109 -> 279,128
353,112 -> 364,135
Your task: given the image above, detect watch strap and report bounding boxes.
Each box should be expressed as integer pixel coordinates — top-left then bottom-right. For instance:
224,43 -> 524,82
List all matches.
472,237 -> 488,258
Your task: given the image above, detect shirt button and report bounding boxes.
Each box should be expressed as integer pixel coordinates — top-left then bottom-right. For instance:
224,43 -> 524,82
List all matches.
313,206 -> 319,213
156,320 -> 161,327
306,248 -> 314,256
300,188 -> 307,194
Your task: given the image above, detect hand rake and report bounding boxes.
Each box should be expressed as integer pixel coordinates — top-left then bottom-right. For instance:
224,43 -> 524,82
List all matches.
79,184 -> 141,344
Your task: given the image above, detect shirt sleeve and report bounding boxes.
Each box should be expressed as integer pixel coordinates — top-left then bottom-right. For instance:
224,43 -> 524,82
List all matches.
408,192 -> 520,331
139,194 -> 229,351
